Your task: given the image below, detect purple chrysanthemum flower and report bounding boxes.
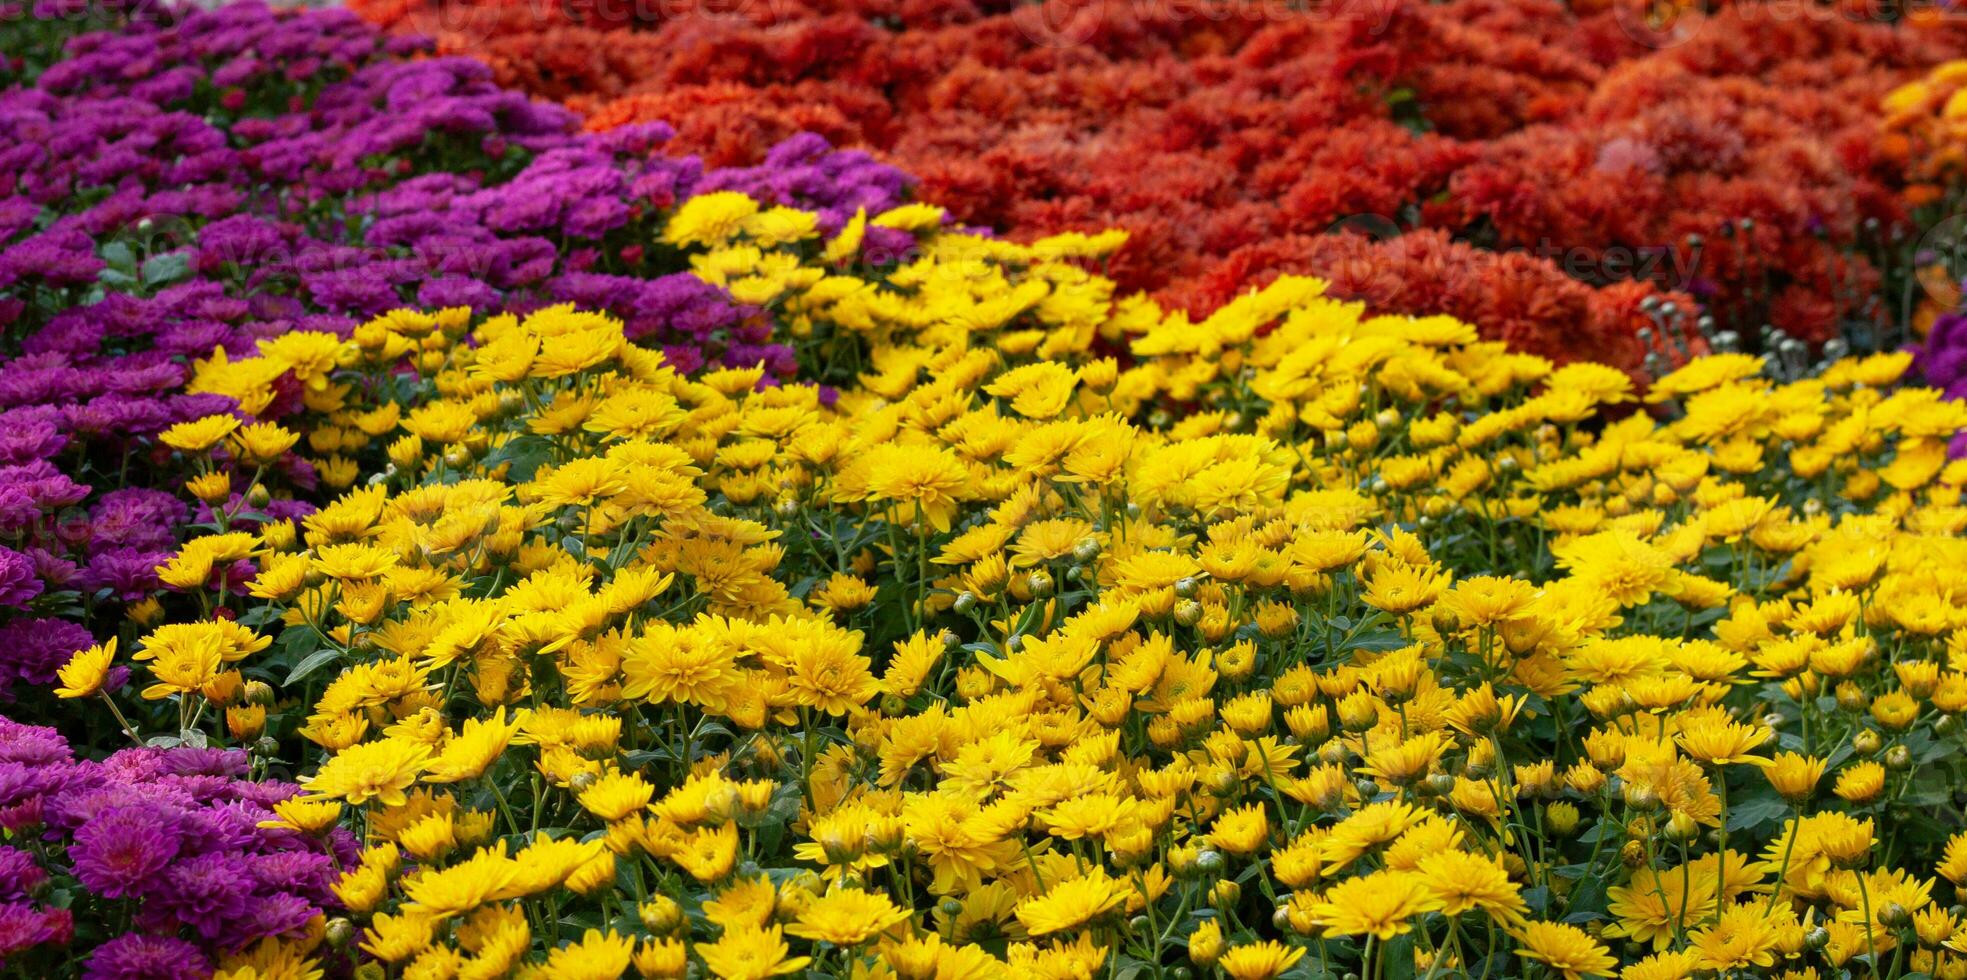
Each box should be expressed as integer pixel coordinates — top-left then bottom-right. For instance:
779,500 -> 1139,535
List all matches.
0,901 -> 71,962
0,419 -> 68,466
247,850 -> 336,897
0,618 -> 91,696
142,853 -> 254,941
82,548 -> 169,601
0,719 -> 72,766
0,849 -> 46,902
0,546 -> 42,608
83,934 -> 207,980
69,805 -> 182,899
232,892 -> 318,945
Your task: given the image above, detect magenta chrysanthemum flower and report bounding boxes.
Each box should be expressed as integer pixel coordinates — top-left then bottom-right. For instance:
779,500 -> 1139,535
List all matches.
0,546 -> 42,609
234,893 -> 319,946
0,848 -> 45,901
0,901 -> 70,963
69,806 -> 181,899
144,853 -> 253,942
0,719 -> 70,765
83,934 -> 207,980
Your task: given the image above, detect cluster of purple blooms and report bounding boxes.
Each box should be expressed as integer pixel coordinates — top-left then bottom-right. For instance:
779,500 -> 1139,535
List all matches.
0,480 -> 187,699
2,2 -> 907,362
0,716 -> 357,978
0,1 -> 912,700
1920,310 -> 1967,456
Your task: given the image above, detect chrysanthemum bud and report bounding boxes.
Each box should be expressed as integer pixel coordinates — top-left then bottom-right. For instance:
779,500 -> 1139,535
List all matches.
1885,744 -> 1913,771
1623,783 -> 1660,812
1168,845 -> 1202,878
1663,812 -> 1699,843
1194,848 -> 1224,876
1838,684 -> 1871,713
1545,802 -> 1580,836
1026,571 -> 1054,599
1620,840 -> 1647,869
1852,729 -> 1883,756
1211,880 -> 1240,906
952,591 -> 977,614
325,918 -> 354,947
243,680 -> 276,707
640,896 -> 683,934
1174,600 -> 1203,627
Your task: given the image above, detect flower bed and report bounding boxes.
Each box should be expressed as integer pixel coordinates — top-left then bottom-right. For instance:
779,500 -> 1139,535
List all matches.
349,0 -> 1967,358
0,716 -> 355,978
39,191 -> 1967,978
0,1 -> 906,709
6,2 -> 1967,978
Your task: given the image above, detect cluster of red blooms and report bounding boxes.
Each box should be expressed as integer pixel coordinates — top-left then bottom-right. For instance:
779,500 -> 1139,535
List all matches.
349,0 -> 1967,365
1426,2 -> 1966,344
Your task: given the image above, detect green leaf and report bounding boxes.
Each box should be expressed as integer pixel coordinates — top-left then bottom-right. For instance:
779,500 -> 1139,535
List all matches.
100,240 -> 135,272
1383,934 -> 1416,980
1574,821 -> 1625,845
285,646 -> 345,685
236,605 -> 283,629
482,433 -> 555,482
1725,793 -> 1787,833
140,251 -> 191,288
1564,874 -> 1609,921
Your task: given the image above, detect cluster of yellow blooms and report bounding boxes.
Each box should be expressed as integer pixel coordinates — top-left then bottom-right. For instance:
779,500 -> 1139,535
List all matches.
60,191 -> 1967,980
1884,60 -> 1967,215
